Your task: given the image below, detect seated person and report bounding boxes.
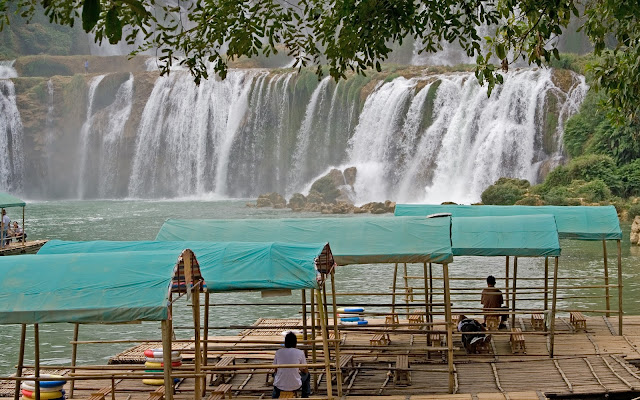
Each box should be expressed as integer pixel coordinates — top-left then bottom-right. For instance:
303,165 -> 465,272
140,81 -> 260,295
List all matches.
11,222 -> 25,241
272,332 -> 310,398
457,314 -> 491,353
481,275 -> 508,328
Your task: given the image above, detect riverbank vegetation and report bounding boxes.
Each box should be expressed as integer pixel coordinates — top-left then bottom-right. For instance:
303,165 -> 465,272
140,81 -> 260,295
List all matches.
481,54 -> 640,220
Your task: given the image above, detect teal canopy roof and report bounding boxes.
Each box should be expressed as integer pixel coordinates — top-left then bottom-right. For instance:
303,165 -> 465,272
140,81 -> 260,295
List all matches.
39,241 -> 326,293
452,215 -> 561,257
0,251 -> 184,324
395,205 -> 622,240
154,217 -> 454,264
0,192 -> 25,208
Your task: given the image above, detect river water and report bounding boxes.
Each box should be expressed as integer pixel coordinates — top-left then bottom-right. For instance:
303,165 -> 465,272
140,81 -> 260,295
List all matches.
0,200 -> 638,375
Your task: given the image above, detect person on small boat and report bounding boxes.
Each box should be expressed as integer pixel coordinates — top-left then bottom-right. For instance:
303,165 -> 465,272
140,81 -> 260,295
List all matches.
272,331 -> 310,398
1,209 -> 9,245
481,275 -> 507,328
458,315 -> 491,353
11,222 -> 25,241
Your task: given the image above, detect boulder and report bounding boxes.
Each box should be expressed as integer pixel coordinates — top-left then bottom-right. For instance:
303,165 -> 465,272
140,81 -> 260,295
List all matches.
631,216 -> 640,245
256,197 -> 272,208
385,200 -> 396,213
306,191 -> 324,204
344,167 -> 357,187
309,174 -> 342,204
256,192 -> 286,208
288,193 -> 307,211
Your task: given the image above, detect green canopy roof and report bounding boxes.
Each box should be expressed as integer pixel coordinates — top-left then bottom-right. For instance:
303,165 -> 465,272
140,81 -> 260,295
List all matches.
0,251 -> 182,324
452,215 -> 561,257
0,192 -> 25,208
39,240 -> 326,292
154,217 -> 454,265
395,205 -> 622,240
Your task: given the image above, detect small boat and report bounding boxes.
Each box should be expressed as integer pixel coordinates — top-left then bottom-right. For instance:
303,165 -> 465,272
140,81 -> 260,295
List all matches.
0,192 -> 47,255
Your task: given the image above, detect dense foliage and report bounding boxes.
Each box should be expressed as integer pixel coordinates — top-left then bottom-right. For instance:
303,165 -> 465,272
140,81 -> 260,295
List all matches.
0,0 -> 638,124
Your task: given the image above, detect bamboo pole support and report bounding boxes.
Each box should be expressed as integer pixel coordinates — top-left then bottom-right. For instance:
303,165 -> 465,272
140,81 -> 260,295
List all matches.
505,256 -> 510,309
330,270 -> 342,397
550,256 -> 559,357
403,263 -> 410,315
423,262 -> 430,353
34,324 -> 40,400
442,263 -> 454,394
302,289 -> 308,344
162,320 -> 174,400
603,240 -> 610,317
310,289 -> 317,392
617,239 -> 623,336
21,206 -> 25,245
391,263 -> 398,318
69,323 -> 79,398
191,287 -> 202,400
428,263 -> 433,324
511,257 -> 518,328
203,292 -> 209,380
315,289 -> 333,399
544,257 -> 549,312
13,324 -> 26,400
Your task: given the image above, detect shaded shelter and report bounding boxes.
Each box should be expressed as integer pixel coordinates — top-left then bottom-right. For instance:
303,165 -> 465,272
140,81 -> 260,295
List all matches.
36,241 -> 336,398
395,204 -> 623,338
154,216 -> 458,393
0,192 -> 27,249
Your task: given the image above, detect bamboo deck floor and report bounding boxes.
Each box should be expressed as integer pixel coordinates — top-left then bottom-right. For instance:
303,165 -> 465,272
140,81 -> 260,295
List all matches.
0,240 -> 47,255
4,316 -> 640,399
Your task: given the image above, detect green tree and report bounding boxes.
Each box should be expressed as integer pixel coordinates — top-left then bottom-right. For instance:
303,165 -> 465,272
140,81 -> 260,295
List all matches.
481,178 -> 528,205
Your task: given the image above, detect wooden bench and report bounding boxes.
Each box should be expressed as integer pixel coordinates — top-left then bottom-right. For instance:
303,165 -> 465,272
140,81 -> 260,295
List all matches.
278,391 -> 296,398
485,315 -> 500,331
452,315 -> 461,331
370,333 -> 391,346
531,313 -> 545,330
570,311 -> 587,331
207,383 -> 232,400
209,356 -> 235,386
89,386 -> 114,400
510,327 -> 526,353
385,314 -> 399,326
394,354 -> 410,385
408,311 -> 425,330
147,385 -> 165,400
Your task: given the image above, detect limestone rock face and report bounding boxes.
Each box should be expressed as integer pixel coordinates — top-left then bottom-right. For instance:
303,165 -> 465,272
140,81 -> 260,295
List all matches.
288,193 -> 307,211
343,167 -> 357,186
256,192 -> 286,208
631,216 -> 640,245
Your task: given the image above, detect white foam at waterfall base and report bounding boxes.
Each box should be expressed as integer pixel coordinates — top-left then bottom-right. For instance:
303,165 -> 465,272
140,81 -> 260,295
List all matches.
0,61 -> 17,79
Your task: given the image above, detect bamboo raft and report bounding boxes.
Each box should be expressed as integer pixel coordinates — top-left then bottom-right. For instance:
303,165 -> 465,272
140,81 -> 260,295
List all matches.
4,315 -> 640,399
0,240 -> 47,255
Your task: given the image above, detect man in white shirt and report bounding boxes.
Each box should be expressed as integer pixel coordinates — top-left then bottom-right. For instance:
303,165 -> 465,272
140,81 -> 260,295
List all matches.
1,209 -> 9,245
272,332 -> 310,398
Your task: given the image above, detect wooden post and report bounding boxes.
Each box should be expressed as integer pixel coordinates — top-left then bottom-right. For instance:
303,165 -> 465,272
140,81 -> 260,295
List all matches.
13,324 -> 26,400
442,263 -> 454,394
391,263 -> 398,317
162,320 -> 174,400
550,256 -> 559,357
423,262 -> 430,328
603,240 -> 610,317
315,289 -> 333,399
330,270 -> 342,396
310,289 -> 317,392
322,280 -> 330,335
191,287 -> 202,400
511,257 -> 518,328
403,263 -> 410,315
617,239 -> 623,336
544,257 -> 549,312
34,324 -> 40,400
505,256 -> 510,310
69,323 -> 79,398
203,292 -> 209,385
429,263 -> 433,323
302,289 -> 308,343
22,206 -> 25,245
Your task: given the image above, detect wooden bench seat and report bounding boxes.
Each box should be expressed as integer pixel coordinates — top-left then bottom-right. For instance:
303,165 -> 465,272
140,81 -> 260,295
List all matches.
570,311 -> 587,331
89,386 -> 113,400
385,314 -> 399,326
408,311 -> 425,330
207,383 -> 232,400
394,354 -> 410,385
452,315 -> 461,331
147,385 -> 165,400
485,315 -> 500,331
510,327 -> 526,353
278,391 -> 296,398
209,356 -> 235,386
370,333 -> 391,346
531,313 -> 544,330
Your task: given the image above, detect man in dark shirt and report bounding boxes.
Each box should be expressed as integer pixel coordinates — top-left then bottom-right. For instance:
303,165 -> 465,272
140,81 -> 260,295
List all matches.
480,275 -> 507,328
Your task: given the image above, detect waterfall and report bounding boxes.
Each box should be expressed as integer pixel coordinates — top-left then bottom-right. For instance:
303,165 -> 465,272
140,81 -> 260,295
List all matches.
76,75 -> 106,198
0,65 -> 23,193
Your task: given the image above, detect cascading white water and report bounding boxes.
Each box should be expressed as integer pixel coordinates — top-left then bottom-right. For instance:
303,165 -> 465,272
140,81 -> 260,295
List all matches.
76,75 -> 106,198
0,65 -> 23,193
0,61 -> 17,79
344,69 -> 588,204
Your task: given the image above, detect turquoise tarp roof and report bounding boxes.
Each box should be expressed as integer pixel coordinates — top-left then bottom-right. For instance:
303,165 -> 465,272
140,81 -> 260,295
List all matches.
154,217 -> 454,264
0,193 -> 25,208
452,215 -> 561,257
395,205 -> 622,240
0,251 -> 182,324
38,241 -> 324,292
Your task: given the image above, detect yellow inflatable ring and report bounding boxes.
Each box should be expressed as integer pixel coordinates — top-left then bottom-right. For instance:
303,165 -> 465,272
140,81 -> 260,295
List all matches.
142,379 -> 164,386
145,361 -> 182,369
21,389 -> 63,399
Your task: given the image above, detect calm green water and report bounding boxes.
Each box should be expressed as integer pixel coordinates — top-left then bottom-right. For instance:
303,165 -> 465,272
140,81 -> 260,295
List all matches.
0,200 -> 638,375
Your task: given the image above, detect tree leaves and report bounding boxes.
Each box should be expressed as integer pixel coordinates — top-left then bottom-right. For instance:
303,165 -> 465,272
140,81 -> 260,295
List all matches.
81,0 -> 100,32
105,6 -> 122,44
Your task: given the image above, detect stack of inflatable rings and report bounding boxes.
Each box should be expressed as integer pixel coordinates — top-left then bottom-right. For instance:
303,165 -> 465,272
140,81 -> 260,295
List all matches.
21,375 -> 66,400
337,307 -> 368,326
142,349 -> 183,386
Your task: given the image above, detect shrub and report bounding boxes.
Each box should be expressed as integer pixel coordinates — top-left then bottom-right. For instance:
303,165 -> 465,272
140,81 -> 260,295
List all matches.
569,179 -> 612,202
543,186 -> 572,206
534,165 -> 570,195
566,154 -> 622,195
515,195 -> 541,206
494,177 -> 530,189
619,159 -> 640,197
629,204 -> 640,220
480,178 -> 527,205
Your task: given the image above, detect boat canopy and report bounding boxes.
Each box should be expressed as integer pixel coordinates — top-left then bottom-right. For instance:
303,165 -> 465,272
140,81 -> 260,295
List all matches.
39,240 -> 328,292
0,192 -> 25,208
154,216 -> 454,264
452,215 -> 561,257
0,250 -> 190,324
394,205 -> 622,241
